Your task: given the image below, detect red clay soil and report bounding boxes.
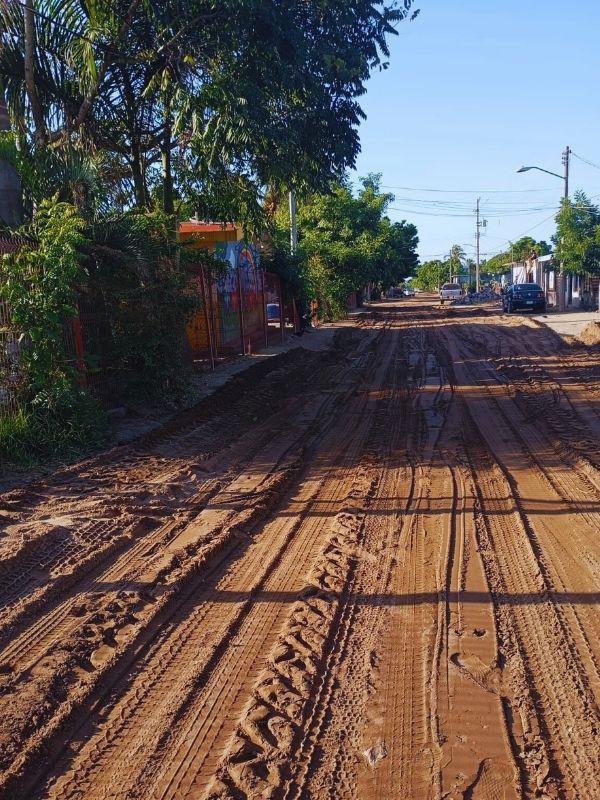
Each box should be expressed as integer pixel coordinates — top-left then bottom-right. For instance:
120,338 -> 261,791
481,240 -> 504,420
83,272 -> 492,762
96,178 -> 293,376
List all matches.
1,301 -> 600,800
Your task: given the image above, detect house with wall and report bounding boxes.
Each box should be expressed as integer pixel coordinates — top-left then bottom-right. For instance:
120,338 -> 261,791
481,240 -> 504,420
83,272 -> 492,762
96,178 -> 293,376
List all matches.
509,253 -> 598,309
179,220 -> 268,358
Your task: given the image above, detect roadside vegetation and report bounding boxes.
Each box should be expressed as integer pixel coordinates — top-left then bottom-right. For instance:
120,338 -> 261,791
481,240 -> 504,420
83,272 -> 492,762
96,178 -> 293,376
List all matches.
266,175 -> 418,319
0,0 -> 419,468
414,237 -> 553,292
412,244 -> 466,291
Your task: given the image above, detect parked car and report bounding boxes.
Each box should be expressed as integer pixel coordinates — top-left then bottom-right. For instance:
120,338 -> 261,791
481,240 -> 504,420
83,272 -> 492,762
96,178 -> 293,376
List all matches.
402,287 -> 415,297
439,283 -> 463,302
502,283 -> 546,314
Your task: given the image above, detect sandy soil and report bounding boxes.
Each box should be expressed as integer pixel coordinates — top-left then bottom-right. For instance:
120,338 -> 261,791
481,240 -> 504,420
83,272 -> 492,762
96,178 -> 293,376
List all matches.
578,320 -> 600,347
1,300 -> 600,800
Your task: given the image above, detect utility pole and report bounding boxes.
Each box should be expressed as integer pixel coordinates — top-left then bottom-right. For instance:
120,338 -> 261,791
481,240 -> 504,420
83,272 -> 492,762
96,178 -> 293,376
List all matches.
475,198 -> 487,294
476,197 -> 481,294
558,145 -> 570,312
289,191 -> 298,255
516,146 -> 570,310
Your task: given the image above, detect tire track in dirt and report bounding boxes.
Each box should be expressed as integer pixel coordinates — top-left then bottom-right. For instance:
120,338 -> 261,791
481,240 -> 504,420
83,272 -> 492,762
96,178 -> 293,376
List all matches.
444,324 -> 600,713
175,325 -> 404,800
25,320 -> 396,796
286,327 -> 417,800
0,345 -> 350,629
0,393 -> 333,782
3,445 -> 301,799
201,473 -> 380,800
2,330 -> 380,798
154,322 -> 401,800
439,322 -> 600,798
438,458 -> 520,800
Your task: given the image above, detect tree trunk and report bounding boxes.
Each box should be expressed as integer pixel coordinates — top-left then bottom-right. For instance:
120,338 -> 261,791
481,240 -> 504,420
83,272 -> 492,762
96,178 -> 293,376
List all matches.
0,93 -> 22,226
161,108 -> 174,215
23,0 -> 47,147
131,145 -> 146,207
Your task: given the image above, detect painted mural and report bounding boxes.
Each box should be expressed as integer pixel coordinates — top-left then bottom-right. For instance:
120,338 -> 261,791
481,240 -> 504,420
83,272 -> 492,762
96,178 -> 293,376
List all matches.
236,244 -> 264,343
217,241 -> 263,350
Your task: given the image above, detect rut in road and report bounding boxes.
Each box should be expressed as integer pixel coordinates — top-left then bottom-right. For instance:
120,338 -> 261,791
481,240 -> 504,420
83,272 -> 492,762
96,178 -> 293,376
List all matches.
2,301 -> 600,800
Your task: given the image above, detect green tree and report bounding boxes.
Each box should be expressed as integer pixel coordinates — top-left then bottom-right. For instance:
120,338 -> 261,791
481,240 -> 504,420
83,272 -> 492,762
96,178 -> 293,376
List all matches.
270,174 -> 418,319
0,197 -> 107,460
482,236 -> 551,275
448,244 -> 465,282
0,0 -> 419,220
554,192 -> 600,275
412,259 -> 450,292
511,236 -> 551,261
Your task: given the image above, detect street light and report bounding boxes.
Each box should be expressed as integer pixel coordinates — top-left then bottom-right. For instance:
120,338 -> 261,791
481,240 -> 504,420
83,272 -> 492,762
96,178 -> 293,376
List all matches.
516,165 -> 565,181
516,146 -> 570,311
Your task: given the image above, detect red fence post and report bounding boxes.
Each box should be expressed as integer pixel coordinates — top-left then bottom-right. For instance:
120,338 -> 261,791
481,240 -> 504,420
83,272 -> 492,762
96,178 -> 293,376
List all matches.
236,265 -> 246,355
200,265 -> 216,370
261,269 -> 268,349
279,278 -> 285,344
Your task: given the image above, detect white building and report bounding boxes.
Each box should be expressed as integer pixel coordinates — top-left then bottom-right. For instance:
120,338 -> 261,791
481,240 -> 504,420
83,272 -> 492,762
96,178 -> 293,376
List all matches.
509,253 -> 596,309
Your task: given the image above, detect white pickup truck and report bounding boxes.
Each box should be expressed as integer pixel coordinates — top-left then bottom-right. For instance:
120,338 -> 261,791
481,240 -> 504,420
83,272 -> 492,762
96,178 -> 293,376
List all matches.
439,283 -> 463,303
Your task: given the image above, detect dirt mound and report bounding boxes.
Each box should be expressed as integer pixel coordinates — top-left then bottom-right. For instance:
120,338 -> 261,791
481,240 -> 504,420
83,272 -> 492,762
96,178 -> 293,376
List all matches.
577,320 -> 600,346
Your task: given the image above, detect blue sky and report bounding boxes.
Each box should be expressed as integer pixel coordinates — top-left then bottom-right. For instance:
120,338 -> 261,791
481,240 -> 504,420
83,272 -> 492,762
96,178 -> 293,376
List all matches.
352,0 -> 600,263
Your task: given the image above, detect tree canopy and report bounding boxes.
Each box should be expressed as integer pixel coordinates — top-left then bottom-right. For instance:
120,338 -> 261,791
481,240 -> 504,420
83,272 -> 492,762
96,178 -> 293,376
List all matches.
482,236 -> 551,274
267,174 -> 418,318
412,259 -> 450,292
554,192 -> 600,276
0,0 -> 418,223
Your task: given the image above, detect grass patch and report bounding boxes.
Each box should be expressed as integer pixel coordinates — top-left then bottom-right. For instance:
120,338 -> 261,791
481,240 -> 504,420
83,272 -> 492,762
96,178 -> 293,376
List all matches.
0,396 -> 108,471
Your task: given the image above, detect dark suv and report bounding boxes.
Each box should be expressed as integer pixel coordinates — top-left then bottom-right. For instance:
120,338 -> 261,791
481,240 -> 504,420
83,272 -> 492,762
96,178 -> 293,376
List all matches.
502,283 -> 546,314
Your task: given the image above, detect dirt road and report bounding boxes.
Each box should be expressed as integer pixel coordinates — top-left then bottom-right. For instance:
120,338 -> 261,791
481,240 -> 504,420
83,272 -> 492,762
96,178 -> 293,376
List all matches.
1,300 -> 600,800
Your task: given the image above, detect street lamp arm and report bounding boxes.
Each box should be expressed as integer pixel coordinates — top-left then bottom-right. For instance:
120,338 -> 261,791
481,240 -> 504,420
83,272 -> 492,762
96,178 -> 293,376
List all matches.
516,165 -> 565,181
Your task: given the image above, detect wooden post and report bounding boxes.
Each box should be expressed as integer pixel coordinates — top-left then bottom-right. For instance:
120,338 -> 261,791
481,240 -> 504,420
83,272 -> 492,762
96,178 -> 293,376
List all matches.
261,269 -> 268,348
200,265 -> 215,370
236,265 -> 246,355
279,278 -> 285,343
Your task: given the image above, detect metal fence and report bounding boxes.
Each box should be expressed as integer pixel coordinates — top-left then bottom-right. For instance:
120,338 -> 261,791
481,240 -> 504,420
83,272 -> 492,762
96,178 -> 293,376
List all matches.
185,267 -> 288,365
0,248 -> 297,423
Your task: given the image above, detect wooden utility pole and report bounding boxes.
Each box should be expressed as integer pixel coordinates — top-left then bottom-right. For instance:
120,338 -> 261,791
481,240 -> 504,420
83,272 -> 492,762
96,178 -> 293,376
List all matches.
476,197 -> 481,293
558,145 -> 570,312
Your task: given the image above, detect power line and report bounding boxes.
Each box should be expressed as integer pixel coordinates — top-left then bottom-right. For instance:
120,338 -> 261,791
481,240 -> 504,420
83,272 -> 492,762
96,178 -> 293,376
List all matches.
571,151 -> 600,172
389,205 -> 560,219
390,196 -> 558,210
479,212 -> 559,259
380,184 -> 558,194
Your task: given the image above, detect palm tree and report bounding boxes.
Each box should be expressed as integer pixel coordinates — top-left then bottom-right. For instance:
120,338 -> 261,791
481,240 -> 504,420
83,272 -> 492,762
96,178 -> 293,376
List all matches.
449,244 -> 466,283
